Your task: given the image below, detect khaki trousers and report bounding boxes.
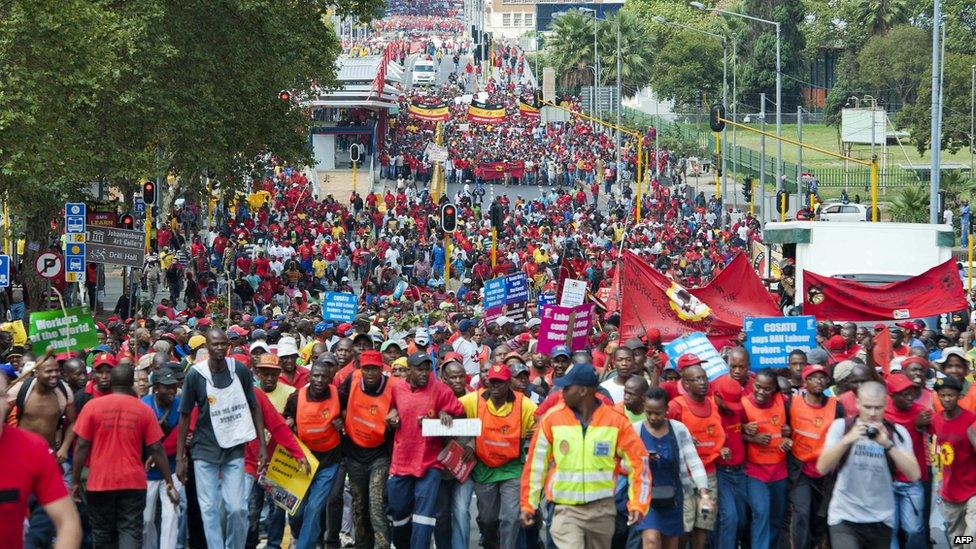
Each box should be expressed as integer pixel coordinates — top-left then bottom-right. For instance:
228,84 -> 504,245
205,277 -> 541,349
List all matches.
550,497 -> 616,549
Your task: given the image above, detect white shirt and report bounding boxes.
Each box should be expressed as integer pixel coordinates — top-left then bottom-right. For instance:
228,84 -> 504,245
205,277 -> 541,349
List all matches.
599,378 -> 626,404
944,209 -> 954,225
452,336 -> 480,376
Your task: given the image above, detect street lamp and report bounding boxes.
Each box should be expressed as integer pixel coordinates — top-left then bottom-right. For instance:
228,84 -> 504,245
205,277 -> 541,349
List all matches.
651,15 -> 729,203
691,1 -> 782,199
578,8 -> 600,122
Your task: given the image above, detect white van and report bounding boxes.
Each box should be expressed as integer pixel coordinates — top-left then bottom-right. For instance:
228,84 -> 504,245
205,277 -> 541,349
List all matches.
413,59 -> 437,86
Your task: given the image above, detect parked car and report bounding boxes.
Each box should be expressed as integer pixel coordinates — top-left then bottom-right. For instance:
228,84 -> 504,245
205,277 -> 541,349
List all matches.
818,202 -> 869,222
412,59 -> 437,86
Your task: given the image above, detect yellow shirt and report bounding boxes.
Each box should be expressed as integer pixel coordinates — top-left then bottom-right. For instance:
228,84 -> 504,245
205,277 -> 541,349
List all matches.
459,391 -> 537,434
331,226 -> 345,240
160,252 -> 175,270
312,258 -> 327,278
1,320 -> 28,347
263,383 -> 296,414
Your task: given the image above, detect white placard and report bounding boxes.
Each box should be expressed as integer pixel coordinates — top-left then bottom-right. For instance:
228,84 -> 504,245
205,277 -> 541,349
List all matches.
421,418 -> 482,437
560,279 -> 587,307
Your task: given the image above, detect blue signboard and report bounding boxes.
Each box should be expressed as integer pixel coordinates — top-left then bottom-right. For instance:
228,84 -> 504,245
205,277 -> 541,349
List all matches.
483,273 -> 530,309
744,316 -> 817,370
65,243 -> 86,274
537,292 -> 556,315
323,291 -> 358,322
65,202 -> 86,234
0,255 -> 8,288
662,332 -> 728,381
133,196 -> 146,215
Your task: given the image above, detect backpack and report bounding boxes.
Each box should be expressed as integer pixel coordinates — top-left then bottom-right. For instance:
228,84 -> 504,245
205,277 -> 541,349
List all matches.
14,377 -> 71,426
817,417 -> 904,518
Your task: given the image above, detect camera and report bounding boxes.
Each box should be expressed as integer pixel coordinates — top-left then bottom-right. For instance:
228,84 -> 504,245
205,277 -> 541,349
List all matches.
864,426 -> 879,439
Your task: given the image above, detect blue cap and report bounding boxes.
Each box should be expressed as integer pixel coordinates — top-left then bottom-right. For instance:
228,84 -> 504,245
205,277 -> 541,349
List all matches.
550,345 -> 571,358
253,315 -> 267,326
0,362 -> 16,380
458,319 -> 475,332
554,363 -> 599,388
314,321 -> 334,334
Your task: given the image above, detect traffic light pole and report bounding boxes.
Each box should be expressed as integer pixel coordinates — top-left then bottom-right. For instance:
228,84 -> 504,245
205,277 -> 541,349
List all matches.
444,233 -> 451,282
491,227 -> 497,269
144,208 -> 152,253
714,132 -> 721,200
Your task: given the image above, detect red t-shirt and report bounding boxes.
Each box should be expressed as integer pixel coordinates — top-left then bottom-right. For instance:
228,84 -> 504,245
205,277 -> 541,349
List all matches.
932,409 -> 976,503
389,377 -> 464,477
0,426 -> 68,549
73,393 -> 164,491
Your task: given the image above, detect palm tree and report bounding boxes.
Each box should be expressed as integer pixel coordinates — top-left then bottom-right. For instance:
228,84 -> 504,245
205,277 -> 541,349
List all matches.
939,170 -> 975,206
597,11 -> 656,100
856,0 -> 912,36
545,10 -> 598,90
889,185 -> 929,223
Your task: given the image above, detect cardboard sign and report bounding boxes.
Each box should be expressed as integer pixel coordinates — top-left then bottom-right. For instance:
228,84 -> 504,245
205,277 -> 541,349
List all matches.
322,292 -> 358,322
744,316 -> 817,370
262,442 -> 320,515
559,279 -> 587,307
483,273 -> 529,309
536,303 -> 594,355
28,306 -> 100,356
662,332 -> 728,381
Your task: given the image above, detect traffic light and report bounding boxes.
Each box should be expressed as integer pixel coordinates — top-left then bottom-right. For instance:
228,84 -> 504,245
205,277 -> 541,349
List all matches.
278,90 -> 291,102
489,201 -> 504,231
142,181 -> 156,205
776,190 -> 789,215
709,103 -> 726,132
120,214 -> 134,230
742,177 -> 753,202
441,203 -> 458,232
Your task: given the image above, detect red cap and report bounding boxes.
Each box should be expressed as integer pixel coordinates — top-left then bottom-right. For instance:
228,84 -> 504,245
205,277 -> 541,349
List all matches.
645,328 -> 662,344
443,352 -> 464,365
486,364 -> 512,382
518,332 -> 532,342
337,322 -> 353,335
359,350 -> 385,368
895,321 -> 916,331
873,323 -> 887,330
886,372 -> 916,394
92,352 -> 118,369
711,375 -> 744,411
802,364 -> 830,380
197,318 -> 212,327
826,335 -> 847,351
229,353 -> 250,365
677,353 -> 705,370
900,355 -> 929,370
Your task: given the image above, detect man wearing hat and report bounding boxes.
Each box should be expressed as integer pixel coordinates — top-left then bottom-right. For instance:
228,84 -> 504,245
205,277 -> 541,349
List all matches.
75,352 -> 118,415
931,376 -> 976,542
883,373 -> 929,548
786,364 -> 844,549
300,321 -> 337,365
141,368 -> 183,549
338,349 -> 395,549
254,353 -> 294,414
668,354 -> 722,548
386,351 -> 463,549
276,335 -> 309,388
459,364 -> 537,549
520,363 -> 650,548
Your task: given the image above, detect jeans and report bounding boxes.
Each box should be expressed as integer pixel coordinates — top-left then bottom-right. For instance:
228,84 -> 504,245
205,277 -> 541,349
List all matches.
789,471 -> 828,549
290,463 -> 340,549
387,470 -> 441,549
193,458 -> 248,549
435,475 -> 474,549
474,477 -> 521,549
829,520 -> 892,548
891,481 -> 926,549
746,475 -> 787,549
143,479 -> 183,549
715,466 -> 747,549
245,475 -> 285,549
87,489 -> 147,549
23,496 -> 56,549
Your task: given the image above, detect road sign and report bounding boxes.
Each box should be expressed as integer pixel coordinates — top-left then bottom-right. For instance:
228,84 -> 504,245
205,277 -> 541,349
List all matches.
65,272 -> 82,283
35,252 -> 63,279
133,196 -> 146,215
0,255 -> 8,288
65,202 -> 86,234
85,225 -> 145,268
65,242 -> 86,274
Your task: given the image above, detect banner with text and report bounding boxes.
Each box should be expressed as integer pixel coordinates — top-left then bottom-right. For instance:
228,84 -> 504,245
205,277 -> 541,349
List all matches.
662,332 -> 728,380
28,306 -> 100,356
537,303 -> 594,355
322,292 -> 358,322
744,316 -> 817,370
262,442 -> 320,515
483,273 -> 529,309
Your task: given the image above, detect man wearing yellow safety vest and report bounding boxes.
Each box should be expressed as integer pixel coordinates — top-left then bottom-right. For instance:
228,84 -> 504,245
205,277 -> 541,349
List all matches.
519,362 -> 651,548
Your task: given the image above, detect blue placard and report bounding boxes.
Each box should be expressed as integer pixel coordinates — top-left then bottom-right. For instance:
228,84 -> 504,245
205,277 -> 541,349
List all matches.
483,273 -> 530,309
133,197 -> 146,215
744,315 -> 817,370
663,332 -> 728,381
0,255 -> 8,288
65,203 -> 86,233
323,291 -> 358,322
537,292 -> 555,315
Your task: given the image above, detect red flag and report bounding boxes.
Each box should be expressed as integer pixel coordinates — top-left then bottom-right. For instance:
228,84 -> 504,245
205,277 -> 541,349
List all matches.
873,326 -> 893,377
802,260 -> 967,321
690,253 -> 780,326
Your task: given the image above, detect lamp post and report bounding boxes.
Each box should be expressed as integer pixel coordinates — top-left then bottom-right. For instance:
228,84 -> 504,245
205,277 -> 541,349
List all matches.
691,2 -> 781,198
578,8 -> 599,122
651,15 -> 728,203
930,2 -> 944,223
970,64 -> 975,183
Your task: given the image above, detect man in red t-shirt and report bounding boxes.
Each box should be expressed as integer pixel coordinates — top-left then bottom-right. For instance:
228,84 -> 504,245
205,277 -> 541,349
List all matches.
72,365 -> 178,547
931,376 -> 976,541
0,374 -> 81,549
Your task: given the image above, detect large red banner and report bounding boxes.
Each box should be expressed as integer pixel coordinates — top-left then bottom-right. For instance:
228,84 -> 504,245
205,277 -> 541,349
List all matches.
802,260 -> 967,321
690,253 -> 780,326
474,161 -> 525,181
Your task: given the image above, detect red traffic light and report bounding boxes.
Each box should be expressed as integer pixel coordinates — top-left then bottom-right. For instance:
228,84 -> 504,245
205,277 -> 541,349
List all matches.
120,214 -> 134,229
142,181 -> 157,205
440,204 -> 458,232
279,90 -> 291,102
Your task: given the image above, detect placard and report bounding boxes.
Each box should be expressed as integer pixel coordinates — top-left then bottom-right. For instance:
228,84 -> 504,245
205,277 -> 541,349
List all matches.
483,273 -> 529,309
323,291 -> 358,322
744,315 -> 817,370
559,279 -> 587,307
262,442 -> 320,515
662,332 -> 728,380
28,306 -> 100,356
536,303 -> 594,355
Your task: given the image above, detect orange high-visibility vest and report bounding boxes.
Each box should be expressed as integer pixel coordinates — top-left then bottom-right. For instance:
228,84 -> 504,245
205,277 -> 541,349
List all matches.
296,386 -> 341,452
789,396 -> 837,464
346,371 -> 394,449
741,393 -> 787,465
475,393 -> 523,467
673,396 -> 726,470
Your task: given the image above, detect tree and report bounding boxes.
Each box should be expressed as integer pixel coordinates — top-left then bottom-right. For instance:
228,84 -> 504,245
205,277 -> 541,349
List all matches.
545,10 -> 600,90
855,0 -> 913,36
735,0 -> 807,113
597,10 -> 657,99
888,185 -> 930,222
898,52 -> 976,154
856,25 -> 930,107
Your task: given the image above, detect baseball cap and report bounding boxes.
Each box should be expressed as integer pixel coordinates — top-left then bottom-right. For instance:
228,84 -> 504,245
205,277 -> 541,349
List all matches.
458,319 -> 475,332
495,316 -> 513,327
250,341 -> 270,354
832,360 -> 856,383
510,362 -> 530,377
806,348 -> 830,366
825,335 -> 847,351
801,364 -> 830,380
895,321 -> 916,331
711,375 -> 744,411
934,346 -> 969,366
644,328 -> 662,344
314,321 -> 334,335
676,353 -> 705,370
935,376 -> 964,393
316,352 -> 339,366
886,372 -> 916,394
251,328 -> 268,341
486,364 -> 512,382
276,336 -> 300,357
526,318 -> 542,329
441,352 -> 464,367
359,350 -> 385,368
624,337 -> 648,351
92,352 -> 118,369
255,354 -> 281,370
165,362 -> 185,380
554,363 -> 599,388
150,368 -> 179,386
381,340 -> 405,352
407,352 -> 433,369
550,345 -> 571,359
188,335 -> 207,351
414,329 -> 431,346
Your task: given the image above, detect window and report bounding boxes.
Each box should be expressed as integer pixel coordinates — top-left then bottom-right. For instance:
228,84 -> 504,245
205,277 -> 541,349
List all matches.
841,206 -> 861,214
524,14 -> 534,27
502,13 -> 511,27
513,13 -> 522,27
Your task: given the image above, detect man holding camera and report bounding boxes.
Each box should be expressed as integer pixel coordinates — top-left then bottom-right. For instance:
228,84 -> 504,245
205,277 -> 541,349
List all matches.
816,381 -> 920,548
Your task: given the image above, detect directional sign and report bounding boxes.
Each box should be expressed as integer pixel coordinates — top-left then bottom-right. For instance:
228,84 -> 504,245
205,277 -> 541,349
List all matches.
65,202 -> 86,234
35,252 -> 63,279
133,196 -> 146,215
0,255 -> 9,288
85,225 -> 145,268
